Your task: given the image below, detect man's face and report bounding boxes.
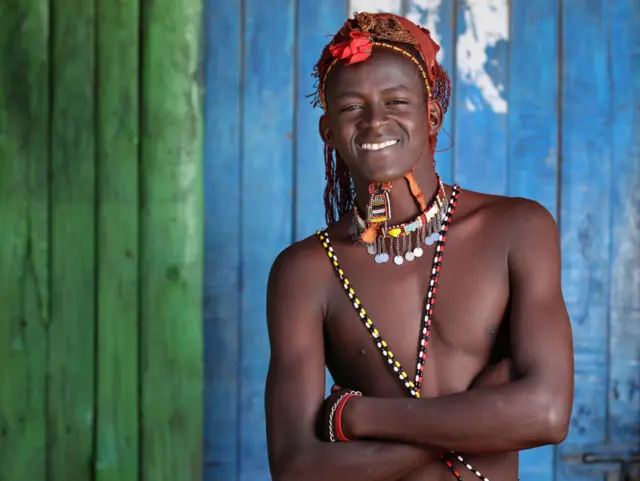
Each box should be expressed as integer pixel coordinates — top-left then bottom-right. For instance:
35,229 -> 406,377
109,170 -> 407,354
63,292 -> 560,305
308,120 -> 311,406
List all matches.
323,48 -> 431,185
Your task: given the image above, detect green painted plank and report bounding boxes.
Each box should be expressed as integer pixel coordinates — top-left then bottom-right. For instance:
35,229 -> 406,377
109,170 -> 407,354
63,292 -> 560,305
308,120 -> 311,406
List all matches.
0,1 -> 49,480
139,0 -> 204,479
48,0 -> 96,478
608,0 -> 640,445
557,0 -> 612,479
202,1 -> 242,479
95,0 -> 140,479
507,2 -> 559,479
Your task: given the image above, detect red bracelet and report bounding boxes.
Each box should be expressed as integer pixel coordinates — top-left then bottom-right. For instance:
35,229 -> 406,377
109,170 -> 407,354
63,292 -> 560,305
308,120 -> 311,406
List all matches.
335,392 -> 360,442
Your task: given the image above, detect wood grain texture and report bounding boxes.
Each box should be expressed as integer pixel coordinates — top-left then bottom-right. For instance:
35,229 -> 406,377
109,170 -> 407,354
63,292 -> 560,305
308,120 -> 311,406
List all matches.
557,1 -> 612,479
140,0 -> 204,479
48,0 -> 97,478
295,0 -> 346,239
203,1 -> 242,479
95,0 -> 140,479
507,2 -> 559,478
0,1 -> 49,480
607,0 -> 640,446
240,1 -> 295,479
453,0 -> 508,193
406,0 -> 455,184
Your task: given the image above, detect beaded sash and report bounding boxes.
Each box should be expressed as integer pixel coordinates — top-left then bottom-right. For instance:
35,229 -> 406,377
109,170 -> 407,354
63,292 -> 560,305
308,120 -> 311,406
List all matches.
317,185 -> 490,481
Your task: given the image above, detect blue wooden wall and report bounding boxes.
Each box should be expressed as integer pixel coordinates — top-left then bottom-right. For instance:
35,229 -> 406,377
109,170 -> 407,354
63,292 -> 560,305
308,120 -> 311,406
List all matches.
203,0 -> 640,480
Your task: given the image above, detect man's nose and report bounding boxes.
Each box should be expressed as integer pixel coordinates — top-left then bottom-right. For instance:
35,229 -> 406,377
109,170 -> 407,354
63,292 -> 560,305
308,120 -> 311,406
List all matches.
364,103 -> 389,131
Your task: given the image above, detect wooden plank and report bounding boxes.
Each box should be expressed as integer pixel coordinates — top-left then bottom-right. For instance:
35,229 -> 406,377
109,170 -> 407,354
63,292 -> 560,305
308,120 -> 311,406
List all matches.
406,0 -> 455,185
506,2 -> 559,479
607,0 -> 640,445
202,1 -> 242,479
557,0 -> 611,479
139,0 -> 204,479
48,0 -> 96,478
240,0 -> 295,479
294,0 -> 345,239
0,1 -> 49,480
95,0 -> 139,480
453,0 -> 509,193
295,0 -> 347,398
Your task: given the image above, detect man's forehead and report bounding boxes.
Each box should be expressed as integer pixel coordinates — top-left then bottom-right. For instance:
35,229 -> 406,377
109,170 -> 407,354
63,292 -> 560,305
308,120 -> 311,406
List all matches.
327,50 -> 425,93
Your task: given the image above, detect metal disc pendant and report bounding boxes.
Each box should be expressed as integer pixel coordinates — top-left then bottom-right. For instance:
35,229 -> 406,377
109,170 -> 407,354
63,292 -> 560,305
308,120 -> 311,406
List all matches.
405,251 -> 415,262
381,253 -> 389,263
414,247 -> 423,257
374,254 -> 384,263
367,244 -> 377,255
425,233 -> 439,246
394,255 -> 404,265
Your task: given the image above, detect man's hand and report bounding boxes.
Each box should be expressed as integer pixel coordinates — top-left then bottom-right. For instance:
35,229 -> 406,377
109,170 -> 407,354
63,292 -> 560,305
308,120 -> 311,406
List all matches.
470,358 -> 515,389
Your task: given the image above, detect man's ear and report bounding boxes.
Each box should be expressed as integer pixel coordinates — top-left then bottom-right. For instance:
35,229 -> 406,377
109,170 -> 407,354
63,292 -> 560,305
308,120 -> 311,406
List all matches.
319,114 -> 335,148
428,99 -> 444,136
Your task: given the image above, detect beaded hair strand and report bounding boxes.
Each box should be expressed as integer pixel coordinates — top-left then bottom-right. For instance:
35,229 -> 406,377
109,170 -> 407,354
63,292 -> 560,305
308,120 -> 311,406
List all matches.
311,13 -> 452,226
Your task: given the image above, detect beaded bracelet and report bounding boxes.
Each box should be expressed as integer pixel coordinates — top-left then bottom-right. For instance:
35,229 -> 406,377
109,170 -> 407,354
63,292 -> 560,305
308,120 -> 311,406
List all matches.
328,390 -> 362,442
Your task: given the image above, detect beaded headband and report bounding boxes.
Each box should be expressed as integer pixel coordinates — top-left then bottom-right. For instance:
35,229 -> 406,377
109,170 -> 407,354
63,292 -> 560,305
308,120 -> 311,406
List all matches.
320,41 -> 433,111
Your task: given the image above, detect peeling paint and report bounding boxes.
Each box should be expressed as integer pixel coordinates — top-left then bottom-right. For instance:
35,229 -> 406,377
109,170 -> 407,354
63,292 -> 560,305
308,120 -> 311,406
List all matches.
349,0 -> 401,15
457,0 -> 509,113
406,0 -> 444,61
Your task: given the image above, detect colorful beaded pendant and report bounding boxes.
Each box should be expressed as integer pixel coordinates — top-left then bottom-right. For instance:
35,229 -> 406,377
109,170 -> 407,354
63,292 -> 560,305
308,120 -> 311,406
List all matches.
352,176 -> 448,265
318,185 -> 490,481
366,182 -> 392,225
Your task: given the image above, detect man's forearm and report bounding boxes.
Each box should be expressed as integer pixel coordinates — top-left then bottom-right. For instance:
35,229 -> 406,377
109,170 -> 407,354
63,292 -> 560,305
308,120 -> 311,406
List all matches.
348,380 -> 570,454
274,440 -> 442,481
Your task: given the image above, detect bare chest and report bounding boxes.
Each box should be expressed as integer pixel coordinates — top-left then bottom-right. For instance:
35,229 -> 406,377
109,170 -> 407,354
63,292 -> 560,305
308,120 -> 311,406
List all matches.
322,230 -> 511,398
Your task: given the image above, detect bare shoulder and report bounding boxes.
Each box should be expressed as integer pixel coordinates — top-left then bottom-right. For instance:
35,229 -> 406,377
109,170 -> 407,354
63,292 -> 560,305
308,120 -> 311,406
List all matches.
267,230 -> 336,327
269,230 -> 335,284
456,188 -> 559,250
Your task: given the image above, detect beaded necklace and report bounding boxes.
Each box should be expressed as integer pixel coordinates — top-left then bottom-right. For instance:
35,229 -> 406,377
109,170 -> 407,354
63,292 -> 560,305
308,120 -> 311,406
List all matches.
317,185 -> 490,481
351,175 -> 448,265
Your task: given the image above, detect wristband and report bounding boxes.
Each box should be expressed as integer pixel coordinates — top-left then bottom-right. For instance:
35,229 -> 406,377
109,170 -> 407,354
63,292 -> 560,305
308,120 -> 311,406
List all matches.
328,390 -> 362,442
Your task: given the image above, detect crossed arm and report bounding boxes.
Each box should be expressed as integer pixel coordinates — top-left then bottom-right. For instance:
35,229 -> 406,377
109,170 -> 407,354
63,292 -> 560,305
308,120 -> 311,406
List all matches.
265,202 -> 574,480
265,244 -> 441,481
339,205 -> 574,453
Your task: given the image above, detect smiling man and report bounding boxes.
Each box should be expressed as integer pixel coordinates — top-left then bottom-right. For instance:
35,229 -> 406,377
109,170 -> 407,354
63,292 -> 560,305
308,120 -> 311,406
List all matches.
264,12 -> 574,481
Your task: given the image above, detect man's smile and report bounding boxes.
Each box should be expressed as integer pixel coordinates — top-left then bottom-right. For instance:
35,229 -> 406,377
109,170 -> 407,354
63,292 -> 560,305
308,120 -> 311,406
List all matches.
358,139 -> 400,152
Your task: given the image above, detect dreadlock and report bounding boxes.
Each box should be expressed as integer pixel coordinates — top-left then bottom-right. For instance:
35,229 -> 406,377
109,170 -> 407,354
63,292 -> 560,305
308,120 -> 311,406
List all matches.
311,12 -> 452,226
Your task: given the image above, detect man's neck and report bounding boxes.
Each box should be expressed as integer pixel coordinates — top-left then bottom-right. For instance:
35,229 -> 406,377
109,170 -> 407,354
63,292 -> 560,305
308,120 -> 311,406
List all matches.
354,160 -> 439,226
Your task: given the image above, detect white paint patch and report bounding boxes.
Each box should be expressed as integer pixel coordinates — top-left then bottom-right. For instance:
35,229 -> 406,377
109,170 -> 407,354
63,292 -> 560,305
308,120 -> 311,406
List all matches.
406,0 -> 444,62
349,0 -> 402,15
456,0 -> 509,113
465,98 -> 477,112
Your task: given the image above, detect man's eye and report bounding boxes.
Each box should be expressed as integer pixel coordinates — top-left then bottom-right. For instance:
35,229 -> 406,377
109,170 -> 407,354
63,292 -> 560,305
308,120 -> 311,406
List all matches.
341,104 -> 362,112
388,99 -> 409,105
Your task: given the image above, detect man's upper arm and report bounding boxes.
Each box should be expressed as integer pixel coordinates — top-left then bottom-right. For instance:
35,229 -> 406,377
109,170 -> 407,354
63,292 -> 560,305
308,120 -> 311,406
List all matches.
508,200 -> 574,432
265,244 -> 327,475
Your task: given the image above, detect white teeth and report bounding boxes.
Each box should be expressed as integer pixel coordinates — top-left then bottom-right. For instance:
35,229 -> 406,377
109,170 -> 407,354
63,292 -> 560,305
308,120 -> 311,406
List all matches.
360,140 -> 398,151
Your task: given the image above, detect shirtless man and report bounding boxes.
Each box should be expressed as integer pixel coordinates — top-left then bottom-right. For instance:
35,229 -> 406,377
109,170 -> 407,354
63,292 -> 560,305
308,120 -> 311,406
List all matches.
264,12 -> 574,481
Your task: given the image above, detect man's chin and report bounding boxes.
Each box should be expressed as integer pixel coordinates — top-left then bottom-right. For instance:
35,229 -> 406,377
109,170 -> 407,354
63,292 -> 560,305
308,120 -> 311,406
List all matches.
362,168 -> 414,185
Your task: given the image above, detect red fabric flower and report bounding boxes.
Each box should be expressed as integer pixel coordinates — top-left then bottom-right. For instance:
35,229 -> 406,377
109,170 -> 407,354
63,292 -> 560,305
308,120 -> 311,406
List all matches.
329,31 -> 373,65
